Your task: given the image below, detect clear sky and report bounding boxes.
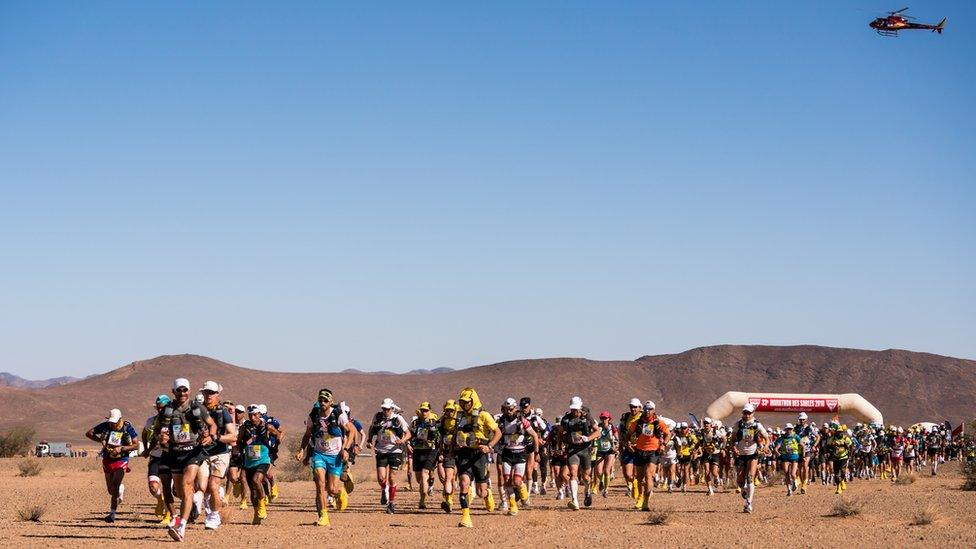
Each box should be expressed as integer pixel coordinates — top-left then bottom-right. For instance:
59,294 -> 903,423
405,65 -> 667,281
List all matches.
1,2 -> 973,378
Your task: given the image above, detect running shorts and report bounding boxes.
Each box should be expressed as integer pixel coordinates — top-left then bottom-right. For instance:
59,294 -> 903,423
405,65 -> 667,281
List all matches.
412,449 -> 438,472
164,449 -> 206,474
201,452 -> 231,479
735,453 -> 759,467
375,451 -> 403,470
148,455 -> 170,480
781,455 -> 799,463
705,454 -> 721,464
245,462 -> 271,475
311,452 -> 345,477
455,449 -> 490,484
620,450 -> 636,466
501,449 -> 528,465
102,458 -> 130,474
634,451 -> 661,467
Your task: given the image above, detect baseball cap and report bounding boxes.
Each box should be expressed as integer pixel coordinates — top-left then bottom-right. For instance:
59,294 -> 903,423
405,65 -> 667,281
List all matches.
703,416 -> 712,424
257,404 -> 268,415
199,380 -> 222,393
535,408 -> 543,416
785,422 -> 794,429
419,401 -> 431,411
743,403 -> 756,413
519,397 -> 531,407
172,378 -> 191,391
599,410 -> 611,419
798,412 -> 808,420
155,394 -> 171,406
235,404 -> 246,413
318,389 -> 334,402
381,398 -> 396,409
107,409 -> 122,423
629,398 -> 642,408
643,400 -> 655,410
504,397 -> 517,408
247,404 -> 260,414
569,396 -> 583,410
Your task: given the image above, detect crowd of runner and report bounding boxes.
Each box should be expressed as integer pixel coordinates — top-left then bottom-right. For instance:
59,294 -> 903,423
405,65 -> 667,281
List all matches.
85,378 -> 976,541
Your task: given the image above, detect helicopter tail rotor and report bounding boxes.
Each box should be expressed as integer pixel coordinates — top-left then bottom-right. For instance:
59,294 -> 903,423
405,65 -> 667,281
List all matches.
934,17 -> 947,34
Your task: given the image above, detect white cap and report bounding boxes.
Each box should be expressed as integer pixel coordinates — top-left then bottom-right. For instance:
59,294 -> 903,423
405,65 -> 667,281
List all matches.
629,398 -> 642,407
898,426 -> 904,433
381,397 -> 396,409
742,403 -> 756,413
569,396 -> 583,411
235,404 -> 246,413
172,378 -> 190,391
785,422 -> 794,429
199,380 -> 222,393
703,416 -> 712,424
106,409 -> 122,423
340,401 -> 350,414
798,412 -> 808,420
504,397 -> 517,408
678,422 -> 687,428
257,404 -> 268,415
535,408 -> 543,416
643,400 -> 655,410
247,404 -> 260,413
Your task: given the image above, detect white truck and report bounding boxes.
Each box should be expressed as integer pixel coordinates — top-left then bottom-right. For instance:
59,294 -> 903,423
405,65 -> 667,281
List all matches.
35,441 -> 72,457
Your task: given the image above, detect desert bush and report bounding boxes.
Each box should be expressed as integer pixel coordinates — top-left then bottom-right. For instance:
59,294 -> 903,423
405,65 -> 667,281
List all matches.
274,438 -> 311,482
962,463 -> 976,491
831,497 -> 864,518
645,508 -> 671,526
911,504 -> 939,526
895,474 -> 916,485
0,426 -> 36,458
16,504 -> 45,522
18,458 -> 42,477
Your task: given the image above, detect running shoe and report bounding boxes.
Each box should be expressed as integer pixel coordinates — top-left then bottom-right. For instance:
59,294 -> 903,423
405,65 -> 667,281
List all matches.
583,493 -> 592,508
458,509 -> 473,528
167,517 -> 185,542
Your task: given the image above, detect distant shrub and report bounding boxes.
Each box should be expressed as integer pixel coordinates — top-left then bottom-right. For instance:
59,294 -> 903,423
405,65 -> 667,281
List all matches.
911,504 -> 939,526
895,474 -> 916,485
963,463 -> 976,492
0,426 -> 36,458
645,508 -> 671,525
17,504 -> 45,522
18,459 -> 42,477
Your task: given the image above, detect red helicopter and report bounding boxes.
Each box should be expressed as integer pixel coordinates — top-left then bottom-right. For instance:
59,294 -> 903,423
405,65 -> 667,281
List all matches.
870,8 -> 947,36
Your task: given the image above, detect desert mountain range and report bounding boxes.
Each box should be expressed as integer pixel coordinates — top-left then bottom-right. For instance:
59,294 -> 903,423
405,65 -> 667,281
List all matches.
1,345 -> 972,443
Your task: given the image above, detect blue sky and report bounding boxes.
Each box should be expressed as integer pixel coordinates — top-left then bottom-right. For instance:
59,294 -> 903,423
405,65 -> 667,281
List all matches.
1,2 -> 973,378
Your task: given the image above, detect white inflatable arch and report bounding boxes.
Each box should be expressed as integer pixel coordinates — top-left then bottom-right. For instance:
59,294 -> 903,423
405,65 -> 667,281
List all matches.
705,392 -> 883,425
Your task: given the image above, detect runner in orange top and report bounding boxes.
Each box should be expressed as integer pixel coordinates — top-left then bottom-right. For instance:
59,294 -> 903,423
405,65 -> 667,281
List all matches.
626,401 -> 670,510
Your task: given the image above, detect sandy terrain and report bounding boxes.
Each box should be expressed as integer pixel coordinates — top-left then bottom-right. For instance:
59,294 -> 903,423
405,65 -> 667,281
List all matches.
2,455 -> 974,548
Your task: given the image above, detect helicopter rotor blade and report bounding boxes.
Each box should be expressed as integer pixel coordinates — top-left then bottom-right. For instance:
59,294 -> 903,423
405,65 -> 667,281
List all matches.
891,7 -> 910,15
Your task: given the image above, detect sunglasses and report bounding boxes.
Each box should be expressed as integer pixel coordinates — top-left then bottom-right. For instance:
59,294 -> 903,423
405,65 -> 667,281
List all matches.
175,387 -> 189,393
203,390 -> 218,395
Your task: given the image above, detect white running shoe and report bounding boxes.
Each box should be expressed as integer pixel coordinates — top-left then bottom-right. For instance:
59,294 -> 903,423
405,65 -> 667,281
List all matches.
118,483 -> 125,503
204,511 -> 221,530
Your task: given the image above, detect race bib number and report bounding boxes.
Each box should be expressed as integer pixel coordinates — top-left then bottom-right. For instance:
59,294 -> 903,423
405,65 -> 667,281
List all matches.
571,433 -> 587,445
416,428 -> 428,441
455,431 -> 477,448
378,429 -> 396,446
642,424 -> 654,436
107,431 -> 123,447
505,433 -> 523,448
174,423 -> 193,444
600,439 -> 612,452
247,445 -> 263,460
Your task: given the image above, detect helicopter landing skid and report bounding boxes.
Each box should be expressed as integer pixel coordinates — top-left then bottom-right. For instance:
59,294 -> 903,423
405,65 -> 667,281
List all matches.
875,29 -> 899,37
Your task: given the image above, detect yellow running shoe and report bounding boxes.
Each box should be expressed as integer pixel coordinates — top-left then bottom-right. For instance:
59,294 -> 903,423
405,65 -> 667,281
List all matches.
518,484 -> 528,501
240,499 -> 249,510
257,497 -> 268,519
753,477 -> 760,486
840,480 -> 847,491
634,493 -> 644,510
343,473 -> 355,494
507,495 -> 518,516
154,496 -> 165,518
252,506 -> 262,525
316,509 -> 330,527
735,486 -> 742,493
338,489 -> 349,512
158,511 -> 171,525
458,508 -> 473,528
631,479 -> 639,499
485,491 -> 495,513
270,484 -> 279,502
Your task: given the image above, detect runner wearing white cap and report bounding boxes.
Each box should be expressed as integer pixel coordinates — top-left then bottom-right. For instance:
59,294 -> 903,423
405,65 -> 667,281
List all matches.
730,403 -> 768,513
196,380 -> 236,530
618,398 -> 643,501
86,408 -> 140,523
366,397 -> 411,514
556,396 -> 599,510
496,397 -> 540,515
226,404 -> 250,509
795,412 -> 818,494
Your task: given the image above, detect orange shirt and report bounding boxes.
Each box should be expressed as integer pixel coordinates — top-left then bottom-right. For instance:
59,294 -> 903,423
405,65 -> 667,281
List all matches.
629,414 -> 669,451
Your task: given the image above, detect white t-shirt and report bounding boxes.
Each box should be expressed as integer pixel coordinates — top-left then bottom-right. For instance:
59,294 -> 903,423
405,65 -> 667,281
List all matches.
373,414 -> 410,454
734,420 -> 768,456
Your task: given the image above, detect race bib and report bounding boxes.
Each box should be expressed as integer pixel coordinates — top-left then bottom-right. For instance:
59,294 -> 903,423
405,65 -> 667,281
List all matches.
378,429 -> 396,446
416,427 -> 429,441
600,439 -> 612,452
455,431 -> 477,448
247,445 -> 263,460
642,424 -> 654,436
174,423 -> 193,444
107,431 -> 123,447
571,433 -> 587,445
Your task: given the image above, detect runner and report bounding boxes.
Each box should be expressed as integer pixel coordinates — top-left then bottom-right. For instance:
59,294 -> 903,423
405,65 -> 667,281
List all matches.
889,427 -> 906,481
437,399 -> 460,513
366,398 -> 411,514
557,398 -> 599,510
673,423 -> 697,492
142,395 -> 171,522
85,408 -> 140,523
593,411 -> 618,498
729,403 -> 768,513
618,398 -> 643,501
926,427 -> 944,476
453,387 -> 502,527
409,401 -> 439,509
297,388 -> 353,527
626,400 -> 670,511
226,404 -> 250,510
496,397 -> 540,515
794,413 -> 818,494
698,417 -> 725,495
776,423 -> 801,496
517,397 -> 539,502
826,423 -> 853,494
197,381 -> 236,530
238,404 -> 279,524
257,404 -> 283,503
